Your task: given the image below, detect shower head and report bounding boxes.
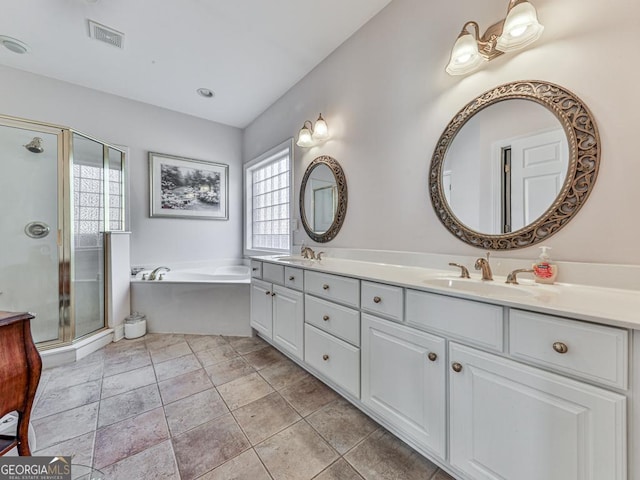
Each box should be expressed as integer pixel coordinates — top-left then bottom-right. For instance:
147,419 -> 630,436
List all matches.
25,137 -> 44,154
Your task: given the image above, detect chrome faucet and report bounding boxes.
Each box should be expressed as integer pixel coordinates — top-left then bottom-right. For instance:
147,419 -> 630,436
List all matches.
148,266 -> 170,281
474,252 -> 493,281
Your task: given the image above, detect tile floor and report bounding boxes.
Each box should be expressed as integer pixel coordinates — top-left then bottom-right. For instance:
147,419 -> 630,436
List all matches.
30,333 -> 456,480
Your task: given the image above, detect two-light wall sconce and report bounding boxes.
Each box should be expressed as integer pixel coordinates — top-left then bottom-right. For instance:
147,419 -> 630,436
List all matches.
296,113 -> 329,148
446,0 -> 544,76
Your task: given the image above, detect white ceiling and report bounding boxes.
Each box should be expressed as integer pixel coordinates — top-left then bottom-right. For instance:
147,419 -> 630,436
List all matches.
0,0 -> 392,128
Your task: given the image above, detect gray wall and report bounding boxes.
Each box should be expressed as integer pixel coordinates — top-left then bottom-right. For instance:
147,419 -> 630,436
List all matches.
0,66 -> 243,265
243,0 -> 640,265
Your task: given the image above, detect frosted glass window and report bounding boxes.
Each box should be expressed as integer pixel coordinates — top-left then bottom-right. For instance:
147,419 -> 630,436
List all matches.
244,140 -> 292,254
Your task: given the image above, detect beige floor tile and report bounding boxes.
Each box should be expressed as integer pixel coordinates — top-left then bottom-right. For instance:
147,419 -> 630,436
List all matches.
172,413 -> 250,480
185,335 -> 229,353
164,388 -> 229,436
243,346 -> 287,370
314,459 -> 364,480
97,384 -> 162,428
93,407 -> 169,470
145,333 -> 186,351
45,359 -> 104,391
344,429 -> 439,480
154,354 -> 201,382
195,344 -> 238,367
33,431 -> 95,469
259,360 -> 310,390
217,372 -> 274,410
280,376 -> 339,417
233,392 -> 301,445
158,368 -> 213,405
225,336 -> 268,354
103,350 -> 151,378
99,440 -> 180,480
432,469 -> 458,480
31,402 -> 99,450
205,357 -> 255,386
198,449 -> 271,480
150,341 -> 193,363
306,398 -> 378,454
255,421 -> 338,480
101,365 -> 156,399
32,379 -> 101,419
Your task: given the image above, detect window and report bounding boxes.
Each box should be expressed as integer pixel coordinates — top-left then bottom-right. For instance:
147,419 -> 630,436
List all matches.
244,139 -> 293,256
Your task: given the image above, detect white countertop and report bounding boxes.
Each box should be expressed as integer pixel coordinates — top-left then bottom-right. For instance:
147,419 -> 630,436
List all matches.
255,255 -> 640,330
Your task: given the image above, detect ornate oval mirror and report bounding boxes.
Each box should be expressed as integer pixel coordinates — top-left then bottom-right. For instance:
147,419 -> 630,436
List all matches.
429,80 -> 600,250
300,155 -> 347,242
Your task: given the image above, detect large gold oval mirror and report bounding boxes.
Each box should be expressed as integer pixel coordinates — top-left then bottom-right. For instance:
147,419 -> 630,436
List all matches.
429,80 -> 600,250
300,155 -> 347,243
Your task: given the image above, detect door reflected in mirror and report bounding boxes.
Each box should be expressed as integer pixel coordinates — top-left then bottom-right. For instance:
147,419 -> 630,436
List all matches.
300,156 -> 347,243
444,99 -> 569,234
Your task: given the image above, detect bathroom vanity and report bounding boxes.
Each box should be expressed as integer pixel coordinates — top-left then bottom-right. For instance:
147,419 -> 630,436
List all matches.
250,254 -> 638,480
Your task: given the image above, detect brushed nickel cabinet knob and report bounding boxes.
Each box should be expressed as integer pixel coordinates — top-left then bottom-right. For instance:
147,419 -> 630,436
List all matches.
428,352 -> 438,362
553,342 -> 569,354
451,362 -> 463,373
265,291 -> 271,296
289,276 -> 295,281
373,296 -> 382,304
322,354 -> 329,361
323,315 -> 330,321
271,292 -> 276,297
322,284 -> 330,290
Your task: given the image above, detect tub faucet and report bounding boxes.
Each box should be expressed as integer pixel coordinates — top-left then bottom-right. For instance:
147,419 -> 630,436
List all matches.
474,252 -> 493,281
148,266 -> 170,281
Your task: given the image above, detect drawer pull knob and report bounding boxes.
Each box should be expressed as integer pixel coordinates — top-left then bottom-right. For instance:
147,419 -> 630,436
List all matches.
552,342 -> 569,354
451,362 -> 463,373
252,267 -> 259,271
323,315 -> 330,321
289,276 -> 295,281
265,291 -> 271,296
428,352 -> 438,362
322,354 -> 329,361
271,292 -> 276,297
373,296 -> 382,304
322,284 -> 330,290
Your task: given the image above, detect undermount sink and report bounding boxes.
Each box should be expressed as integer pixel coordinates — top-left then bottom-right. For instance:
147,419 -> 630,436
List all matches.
273,256 -> 315,265
423,277 -> 537,298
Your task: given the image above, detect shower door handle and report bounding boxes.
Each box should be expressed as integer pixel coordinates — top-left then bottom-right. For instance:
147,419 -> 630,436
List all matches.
25,221 -> 51,239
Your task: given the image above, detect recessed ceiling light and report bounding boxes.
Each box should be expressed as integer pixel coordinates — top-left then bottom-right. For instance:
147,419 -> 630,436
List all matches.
0,36 -> 30,54
197,88 -> 215,99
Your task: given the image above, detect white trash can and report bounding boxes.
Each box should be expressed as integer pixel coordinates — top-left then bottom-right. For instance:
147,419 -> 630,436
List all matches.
124,312 -> 147,339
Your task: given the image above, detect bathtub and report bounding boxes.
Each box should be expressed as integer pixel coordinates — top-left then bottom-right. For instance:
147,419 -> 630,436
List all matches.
130,264 -> 251,336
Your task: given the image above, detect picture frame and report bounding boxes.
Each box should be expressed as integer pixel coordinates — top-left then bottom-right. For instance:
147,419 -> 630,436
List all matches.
149,152 -> 228,220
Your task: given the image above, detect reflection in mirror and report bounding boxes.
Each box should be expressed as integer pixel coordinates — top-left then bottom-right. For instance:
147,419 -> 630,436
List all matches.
443,100 -> 569,234
300,156 -> 347,243
430,80 -> 600,250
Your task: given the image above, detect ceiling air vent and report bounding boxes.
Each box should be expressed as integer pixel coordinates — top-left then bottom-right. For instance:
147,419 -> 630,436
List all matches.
88,20 -> 124,49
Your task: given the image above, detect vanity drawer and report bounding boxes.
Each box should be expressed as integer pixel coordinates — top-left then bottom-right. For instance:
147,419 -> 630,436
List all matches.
305,294 -> 360,346
262,263 -> 284,285
304,324 -> 360,398
361,281 -> 404,322
250,260 -> 262,279
406,290 -> 503,352
509,310 -> 629,389
305,271 -> 360,308
284,267 -> 304,291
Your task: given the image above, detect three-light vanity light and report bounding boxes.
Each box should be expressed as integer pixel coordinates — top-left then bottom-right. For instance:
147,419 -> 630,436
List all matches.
296,113 -> 329,148
445,0 -> 544,76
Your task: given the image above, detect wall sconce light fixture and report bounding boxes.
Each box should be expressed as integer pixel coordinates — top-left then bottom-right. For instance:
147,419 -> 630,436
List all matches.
445,0 -> 544,76
296,114 -> 329,148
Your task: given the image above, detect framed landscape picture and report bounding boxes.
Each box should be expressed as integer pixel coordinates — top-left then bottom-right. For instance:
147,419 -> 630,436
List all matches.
149,152 -> 228,220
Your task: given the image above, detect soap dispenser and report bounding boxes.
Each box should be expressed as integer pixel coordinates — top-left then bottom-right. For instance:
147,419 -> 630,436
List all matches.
532,246 -> 558,284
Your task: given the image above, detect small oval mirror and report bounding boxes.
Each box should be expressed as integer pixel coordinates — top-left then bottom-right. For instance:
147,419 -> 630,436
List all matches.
300,156 -> 347,243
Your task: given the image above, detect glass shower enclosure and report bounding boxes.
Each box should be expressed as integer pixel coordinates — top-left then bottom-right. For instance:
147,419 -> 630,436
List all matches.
0,115 -> 125,348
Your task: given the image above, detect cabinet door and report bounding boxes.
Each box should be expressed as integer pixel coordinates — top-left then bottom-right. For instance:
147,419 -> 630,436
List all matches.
272,285 -> 304,360
449,342 -> 626,480
250,279 -> 273,338
361,314 -> 446,459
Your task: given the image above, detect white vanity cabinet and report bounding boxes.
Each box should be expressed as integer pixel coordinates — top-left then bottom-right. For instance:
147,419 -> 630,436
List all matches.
249,263 -> 304,360
448,342 -> 627,480
361,313 -> 446,459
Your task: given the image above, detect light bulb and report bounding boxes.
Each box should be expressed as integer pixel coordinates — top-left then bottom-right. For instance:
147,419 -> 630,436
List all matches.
496,1 -> 544,53
446,32 -> 486,76
296,125 -> 314,148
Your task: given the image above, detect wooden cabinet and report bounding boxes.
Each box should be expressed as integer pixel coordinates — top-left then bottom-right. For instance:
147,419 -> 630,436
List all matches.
448,342 -> 626,480
361,313 -> 446,459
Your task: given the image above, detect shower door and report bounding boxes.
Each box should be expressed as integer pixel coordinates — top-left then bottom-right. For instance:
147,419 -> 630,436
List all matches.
0,122 -> 65,345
